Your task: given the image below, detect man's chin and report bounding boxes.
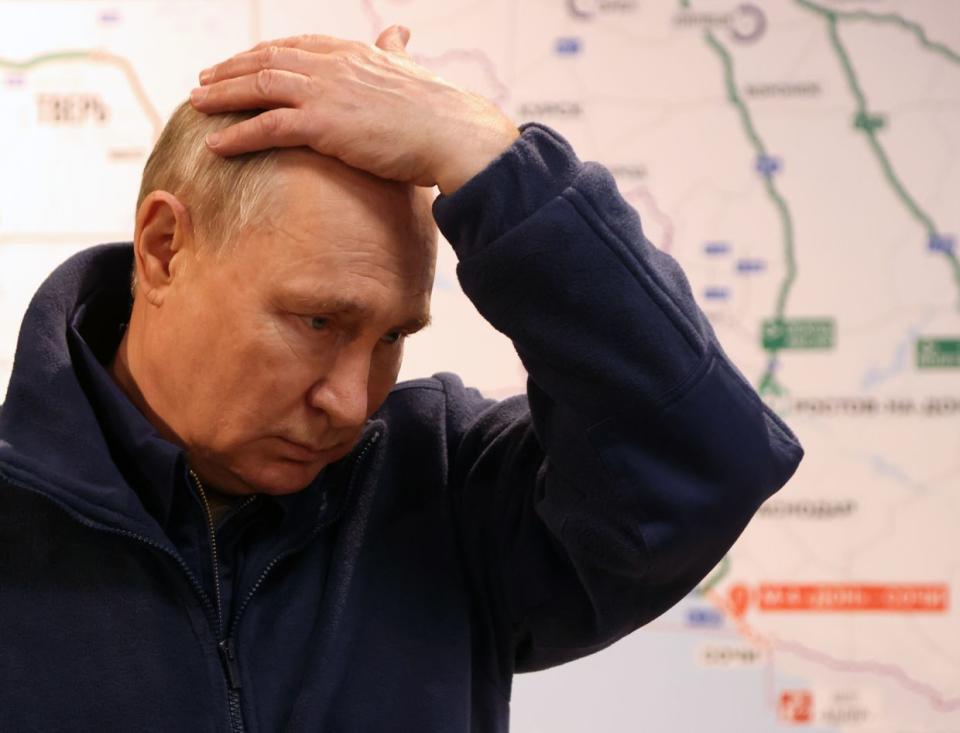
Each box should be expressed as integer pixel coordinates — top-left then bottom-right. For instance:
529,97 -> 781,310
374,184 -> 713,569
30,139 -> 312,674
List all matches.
208,437 -> 358,495
241,458 -> 331,495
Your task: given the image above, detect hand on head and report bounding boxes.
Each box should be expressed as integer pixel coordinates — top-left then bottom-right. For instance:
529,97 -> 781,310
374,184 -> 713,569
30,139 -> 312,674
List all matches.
189,24 -> 519,195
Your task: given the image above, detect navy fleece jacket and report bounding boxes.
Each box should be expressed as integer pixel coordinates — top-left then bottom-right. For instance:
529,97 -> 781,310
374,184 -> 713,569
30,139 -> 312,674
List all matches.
0,122 -> 803,732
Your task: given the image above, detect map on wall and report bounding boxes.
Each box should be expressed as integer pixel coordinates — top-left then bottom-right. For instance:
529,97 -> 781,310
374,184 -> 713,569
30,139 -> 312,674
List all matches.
1,1 -> 958,730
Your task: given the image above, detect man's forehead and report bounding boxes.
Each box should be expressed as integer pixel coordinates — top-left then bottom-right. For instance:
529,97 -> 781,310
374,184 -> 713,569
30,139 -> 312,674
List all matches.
269,148 -> 433,220
248,149 -> 434,261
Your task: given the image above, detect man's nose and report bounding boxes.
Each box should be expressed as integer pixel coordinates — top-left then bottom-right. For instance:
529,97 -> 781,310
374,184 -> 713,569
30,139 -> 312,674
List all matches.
307,348 -> 371,431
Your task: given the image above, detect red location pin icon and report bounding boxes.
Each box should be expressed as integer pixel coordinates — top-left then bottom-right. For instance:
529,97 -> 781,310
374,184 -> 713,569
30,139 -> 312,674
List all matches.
729,584 -> 750,619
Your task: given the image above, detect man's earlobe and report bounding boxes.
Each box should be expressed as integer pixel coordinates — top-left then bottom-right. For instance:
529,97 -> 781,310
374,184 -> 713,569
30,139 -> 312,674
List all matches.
134,190 -> 193,305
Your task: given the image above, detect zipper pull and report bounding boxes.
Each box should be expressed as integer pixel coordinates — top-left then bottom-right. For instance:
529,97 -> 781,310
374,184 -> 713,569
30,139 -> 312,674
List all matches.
218,638 -> 243,690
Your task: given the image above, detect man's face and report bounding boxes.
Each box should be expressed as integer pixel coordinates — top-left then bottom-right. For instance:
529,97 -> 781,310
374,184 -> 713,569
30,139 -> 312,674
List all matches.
144,150 -> 436,495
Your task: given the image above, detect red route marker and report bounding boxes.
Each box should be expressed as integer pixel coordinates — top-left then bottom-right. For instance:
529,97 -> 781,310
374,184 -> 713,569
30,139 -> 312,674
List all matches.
726,583 -> 949,616
758,583 -> 948,612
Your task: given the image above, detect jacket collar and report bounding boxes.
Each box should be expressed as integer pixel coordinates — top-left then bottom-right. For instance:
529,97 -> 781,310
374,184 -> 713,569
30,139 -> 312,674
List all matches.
66,295 -> 188,530
0,244 -> 162,536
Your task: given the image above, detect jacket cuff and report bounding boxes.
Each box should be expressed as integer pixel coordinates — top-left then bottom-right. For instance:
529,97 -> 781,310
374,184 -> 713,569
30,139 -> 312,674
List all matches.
431,122 -> 583,261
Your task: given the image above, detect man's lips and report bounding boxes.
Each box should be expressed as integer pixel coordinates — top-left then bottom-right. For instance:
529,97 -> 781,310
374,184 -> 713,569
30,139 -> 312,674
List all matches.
276,437 -> 340,461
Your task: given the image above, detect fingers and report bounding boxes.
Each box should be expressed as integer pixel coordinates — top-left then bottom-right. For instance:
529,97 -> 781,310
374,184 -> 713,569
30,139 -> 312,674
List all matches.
191,69 -> 308,113
191,25 -> 414,161
199,46 -> 318,86
200,34 -> 349,85
374,25 -> 411,54
251,33 -> 347,54
204,108 -> 307,156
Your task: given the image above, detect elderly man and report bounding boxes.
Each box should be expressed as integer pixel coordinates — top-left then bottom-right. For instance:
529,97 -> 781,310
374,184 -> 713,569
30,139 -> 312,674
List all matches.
0,25 -> 802,732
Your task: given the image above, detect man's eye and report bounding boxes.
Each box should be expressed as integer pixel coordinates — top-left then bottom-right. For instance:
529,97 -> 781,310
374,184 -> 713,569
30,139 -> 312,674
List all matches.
381,331 -> 404,345
306,316 -> 329,330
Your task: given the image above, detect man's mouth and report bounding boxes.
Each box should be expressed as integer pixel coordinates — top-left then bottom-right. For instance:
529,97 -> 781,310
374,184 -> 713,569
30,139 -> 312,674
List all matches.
277,436 -> 340,461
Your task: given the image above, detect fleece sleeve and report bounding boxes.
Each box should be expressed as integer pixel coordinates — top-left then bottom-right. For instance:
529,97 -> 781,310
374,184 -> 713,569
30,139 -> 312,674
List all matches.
430,122 -> 803,681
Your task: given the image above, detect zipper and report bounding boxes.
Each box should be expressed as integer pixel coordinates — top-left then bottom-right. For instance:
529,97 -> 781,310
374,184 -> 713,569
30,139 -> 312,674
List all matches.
189,469 -> 224,633
226,430 -> 381,638
189,469 -> 249,733
0,426 -> 381,732
187,429 -> 380,731
188,470 -> 256,636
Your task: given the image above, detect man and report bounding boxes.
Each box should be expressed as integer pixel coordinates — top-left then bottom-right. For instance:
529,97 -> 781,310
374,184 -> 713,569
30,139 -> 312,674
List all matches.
0,25 -> 803,732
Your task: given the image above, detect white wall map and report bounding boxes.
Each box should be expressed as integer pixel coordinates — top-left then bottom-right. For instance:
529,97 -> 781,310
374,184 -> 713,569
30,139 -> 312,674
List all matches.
1,1 -> 958,730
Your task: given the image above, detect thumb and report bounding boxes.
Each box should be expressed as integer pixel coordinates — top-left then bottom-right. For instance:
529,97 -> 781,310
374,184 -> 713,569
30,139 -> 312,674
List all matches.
375,24 -> 411,54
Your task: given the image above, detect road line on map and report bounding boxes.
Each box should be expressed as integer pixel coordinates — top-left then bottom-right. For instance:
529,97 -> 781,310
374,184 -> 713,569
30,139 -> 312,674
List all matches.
703,30 -> 797,395
0,49 -> 162,139
796,0 -> 960,65
357,0 -> 513,105
795,0 -> 960,303
774,637 -> 960,713
704,588 -> 960,713
623,185 -> 676,253
414,48 -> 511,105
695,554 -> 730,595
360,0 -> 384,41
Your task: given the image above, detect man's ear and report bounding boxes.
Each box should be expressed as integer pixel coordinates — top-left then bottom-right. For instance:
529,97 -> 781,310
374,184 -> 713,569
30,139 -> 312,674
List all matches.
133,191 -> 193,306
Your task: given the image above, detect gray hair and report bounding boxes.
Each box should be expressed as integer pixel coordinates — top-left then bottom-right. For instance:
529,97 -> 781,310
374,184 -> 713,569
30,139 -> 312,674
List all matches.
132,101 -> 281,292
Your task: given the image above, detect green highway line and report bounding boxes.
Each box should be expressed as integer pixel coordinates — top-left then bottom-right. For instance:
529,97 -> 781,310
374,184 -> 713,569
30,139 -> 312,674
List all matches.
0,49 -> 163,140
704,30 -> 797,395
0,50 -> 95,70
825,19 -> 935,231
705,31 -> 799,323
696,555 -> 730,596
796,0 -> 960,300
796,0 -> 960,66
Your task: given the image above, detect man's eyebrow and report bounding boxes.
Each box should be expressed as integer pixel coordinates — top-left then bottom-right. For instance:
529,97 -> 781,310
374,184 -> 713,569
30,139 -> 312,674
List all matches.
284,293 -> 370,315
281,291 -> 431,331
401,312 -> 432,333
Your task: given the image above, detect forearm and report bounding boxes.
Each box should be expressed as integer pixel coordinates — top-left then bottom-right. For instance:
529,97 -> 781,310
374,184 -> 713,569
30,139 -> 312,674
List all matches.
436,123 -> 804,669
434,122 -> 713,417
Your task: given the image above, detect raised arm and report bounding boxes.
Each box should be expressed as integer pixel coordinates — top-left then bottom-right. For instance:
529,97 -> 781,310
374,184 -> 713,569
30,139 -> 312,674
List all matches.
430,122 -> 803,676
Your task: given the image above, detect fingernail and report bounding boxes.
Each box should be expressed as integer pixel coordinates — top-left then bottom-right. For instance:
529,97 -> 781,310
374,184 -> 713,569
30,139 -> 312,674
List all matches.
205,132 -> 221,147
199,68 -> 213,84
190,86 -> 208,103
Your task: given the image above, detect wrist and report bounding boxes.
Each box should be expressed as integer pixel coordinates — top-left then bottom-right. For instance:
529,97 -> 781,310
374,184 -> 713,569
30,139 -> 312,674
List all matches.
433,104 -> 520,196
